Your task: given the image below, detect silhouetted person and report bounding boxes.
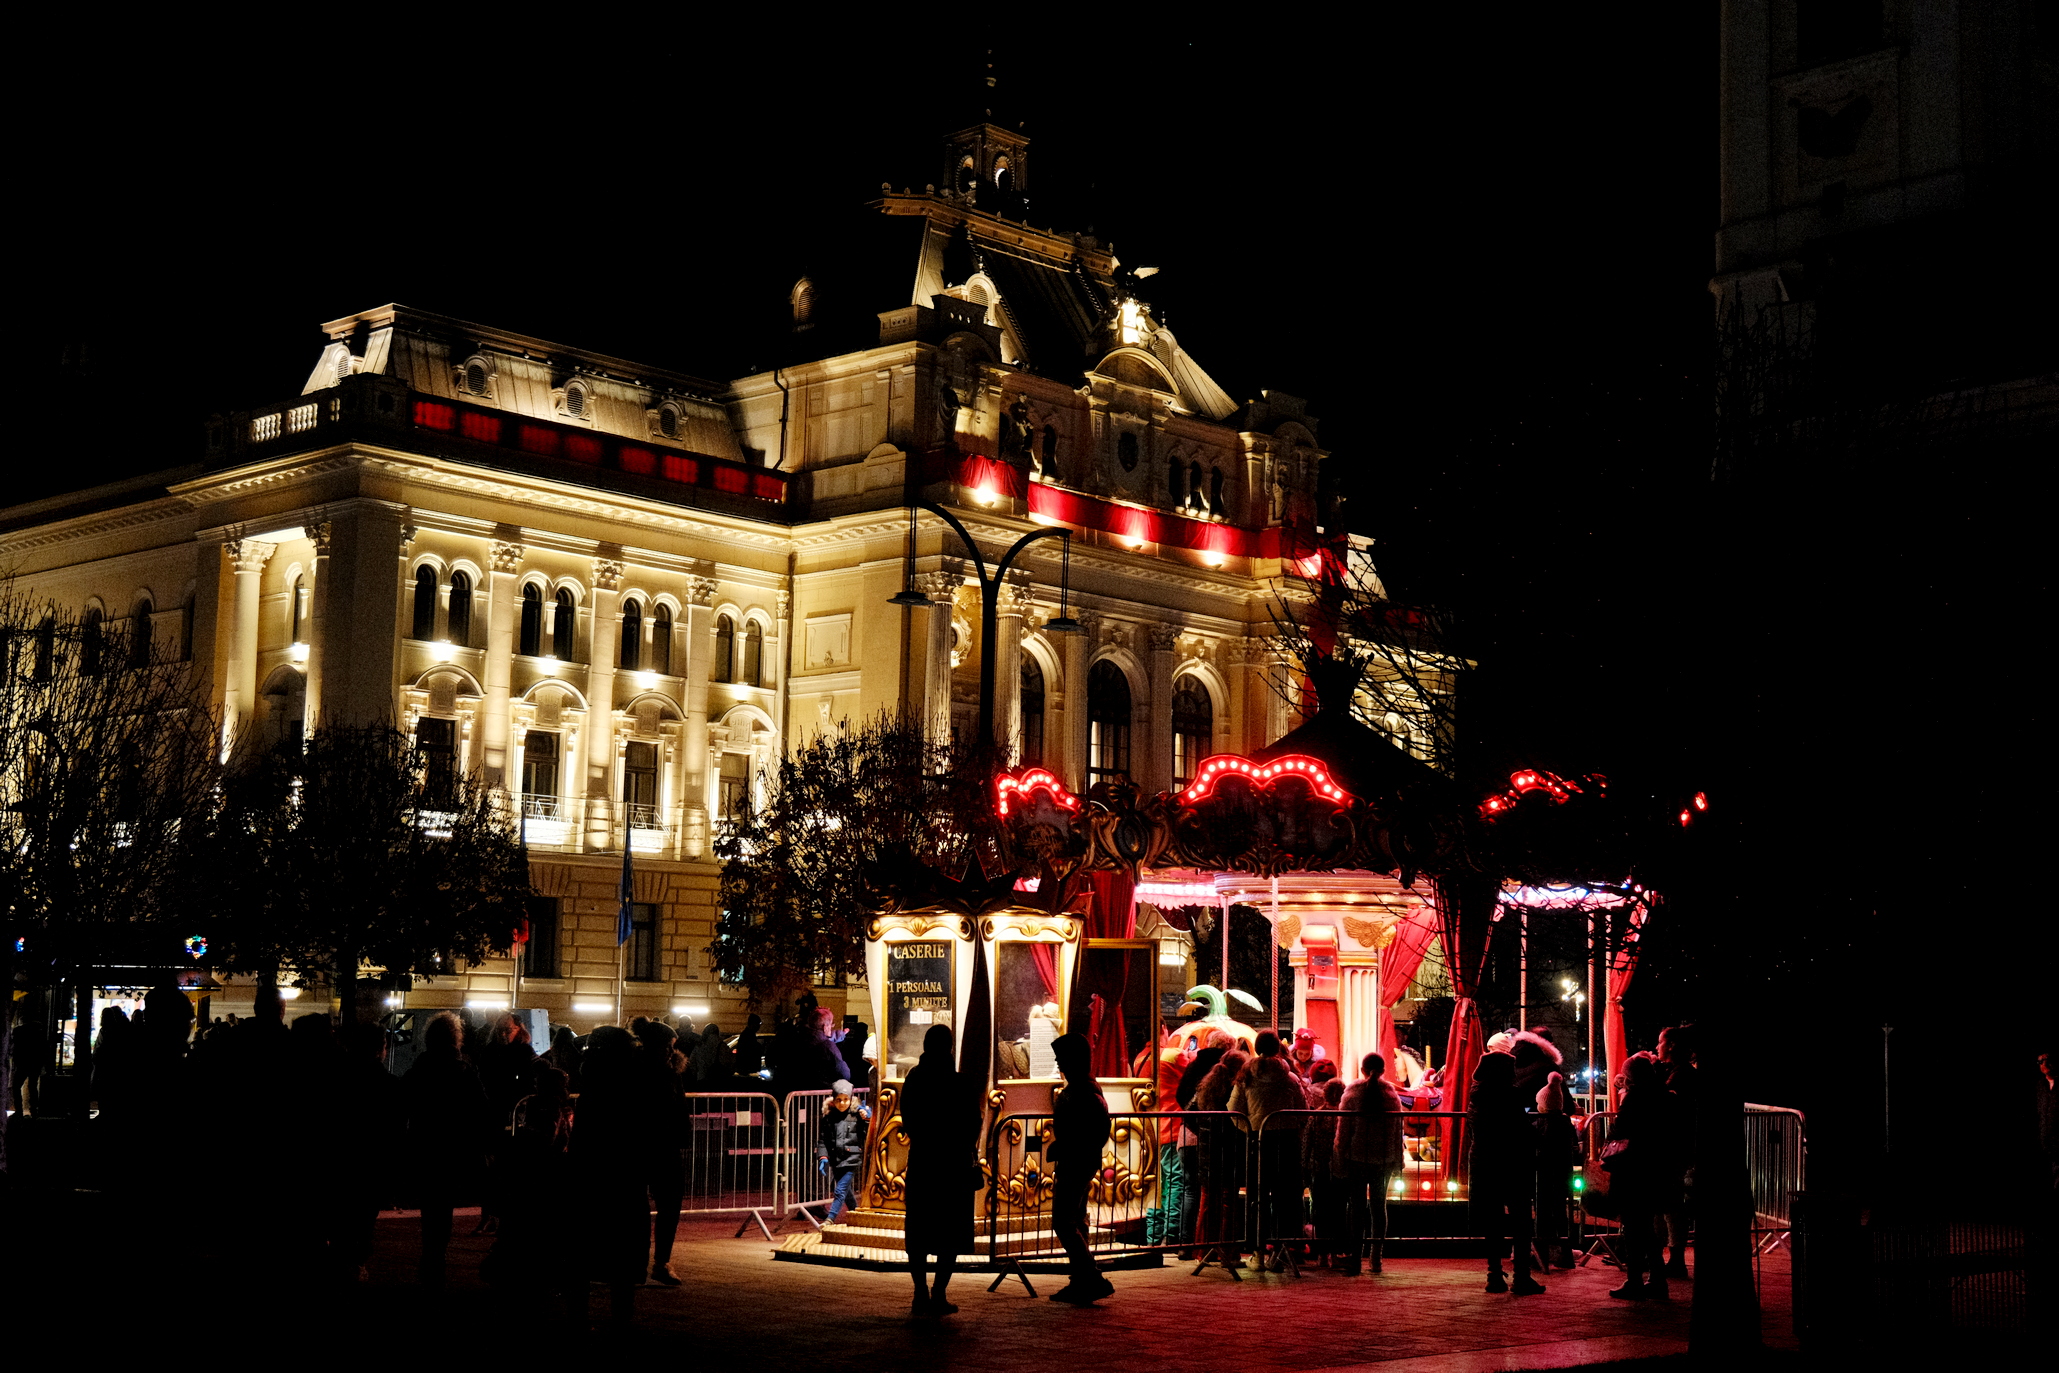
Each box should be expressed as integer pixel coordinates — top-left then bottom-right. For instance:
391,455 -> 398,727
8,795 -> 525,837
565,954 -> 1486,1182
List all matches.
1191,1047 -> 1250,1268
1533,1071 -> 1579,1270
786,1007 -> 847,1096
1471,1050 -> 1544,1295
573,1025 -> 650,1327
841,1018 -> 870,1085
337,1019 -> 403,1281
403,1011 -> 488,1288
1228,1029 -> 1306,1272
733,1014 -> 763,1078
285,1011 -> 347,1272
1048,1032 -> 1114,1303
544,1024 -> 583,1095
899,1022 -> 977,1317
636,1019 -> 689,1285
1337,1051 -> 1404,1274
1607,1051 -> 1676,1300
690,1022 -> 729,1085
1655,1023 -> 1697,1278
483,1065 -> 580,1323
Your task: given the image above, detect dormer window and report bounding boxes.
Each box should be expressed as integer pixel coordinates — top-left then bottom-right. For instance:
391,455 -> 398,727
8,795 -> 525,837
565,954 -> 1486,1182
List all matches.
460,354 -> 496,399
563,381 -> 588,419
465,362 -> 488,396
658,403 -> 680,440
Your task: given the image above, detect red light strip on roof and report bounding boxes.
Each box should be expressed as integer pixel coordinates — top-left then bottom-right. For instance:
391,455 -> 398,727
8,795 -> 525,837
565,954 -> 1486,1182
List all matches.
995,767 -> 1083,819
1177,754 -> 1354,807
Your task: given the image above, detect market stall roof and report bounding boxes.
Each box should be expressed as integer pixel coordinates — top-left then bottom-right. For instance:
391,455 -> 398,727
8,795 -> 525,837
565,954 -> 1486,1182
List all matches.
1249,705 -> 1456,812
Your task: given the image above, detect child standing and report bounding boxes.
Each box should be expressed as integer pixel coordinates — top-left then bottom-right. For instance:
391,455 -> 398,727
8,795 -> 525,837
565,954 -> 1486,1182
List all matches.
818,1079 -> 871,1222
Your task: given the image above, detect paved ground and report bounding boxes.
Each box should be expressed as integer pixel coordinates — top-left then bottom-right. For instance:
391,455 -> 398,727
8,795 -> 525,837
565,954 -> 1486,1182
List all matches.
324,1211 -> 1796,1370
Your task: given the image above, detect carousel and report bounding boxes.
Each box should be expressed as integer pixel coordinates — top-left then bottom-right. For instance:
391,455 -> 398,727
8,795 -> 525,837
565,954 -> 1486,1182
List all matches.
778,697 -> 1467,1266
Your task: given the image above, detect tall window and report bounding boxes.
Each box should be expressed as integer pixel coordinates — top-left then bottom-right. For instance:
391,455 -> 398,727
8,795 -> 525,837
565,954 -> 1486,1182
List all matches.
448,571 -> 472,645
416,717 -> 456,804
742,620 -> 763,686
1168,459 -> 1185,506
32,616 -> 55,681
290,576 -> 308,643
552,589 -> 575,659
619,598 -> 642,670
81,607 -> 103,676
521,730 -> 559,811
1041,424 -> 1058,476
412,566 -> 437,640
519,585 -> 543,656
1019,656 -> 1045,766
1172,676 -> 1214,788
626,903 -> 660,982
1117,431 -> 1139,472
651,604 -> 672,674
127,600 -> 153,669
523,896 -> 560,979
718,751 -> 750,819
1087,660 -> 1132,786
715,615 -> 735,683
624,740 -> 658,825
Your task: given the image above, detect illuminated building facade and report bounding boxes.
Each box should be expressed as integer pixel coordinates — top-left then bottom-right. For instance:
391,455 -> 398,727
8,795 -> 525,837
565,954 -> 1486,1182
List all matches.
1,121 -> 1369,1027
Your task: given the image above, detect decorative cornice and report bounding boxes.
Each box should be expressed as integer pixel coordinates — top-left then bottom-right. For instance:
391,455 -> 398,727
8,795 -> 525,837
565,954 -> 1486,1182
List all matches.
490,540 -> 523,573
171,453 -> 363,507
0,499 -> 193,556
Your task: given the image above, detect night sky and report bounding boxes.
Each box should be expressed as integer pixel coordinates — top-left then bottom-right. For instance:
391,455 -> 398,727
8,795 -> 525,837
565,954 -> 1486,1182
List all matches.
24,16 -> 2043,1152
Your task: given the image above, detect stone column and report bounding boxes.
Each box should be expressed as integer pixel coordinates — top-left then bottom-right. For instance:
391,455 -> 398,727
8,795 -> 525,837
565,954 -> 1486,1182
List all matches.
1146,623 -> 1179,794
301,521 -> 331,731
1226,638 -> 1255,756
1062,610 -> 1097,791
480,539 -> 522,788
584,557 -> 622,852
916,569 -> 960,746
996,578 -> 1032,761
681,575 -> 716,857
222,538 -> 276,754
1265,646 -> 1296,744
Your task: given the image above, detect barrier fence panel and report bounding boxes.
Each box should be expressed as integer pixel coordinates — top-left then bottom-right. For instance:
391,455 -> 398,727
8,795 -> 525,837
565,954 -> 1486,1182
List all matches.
1743,1104 -> 1806,1251
679,1091 -> 785,1238
781,1087 -> 873,1228
986,1110 -> 1241,1290
1249,1110 -> 1475,1274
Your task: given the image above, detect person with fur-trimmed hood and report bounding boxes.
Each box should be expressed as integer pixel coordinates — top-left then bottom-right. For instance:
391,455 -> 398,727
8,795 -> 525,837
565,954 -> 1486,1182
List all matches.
1508,1029 -> 1564,1105
1229,1030 -> 1312,1271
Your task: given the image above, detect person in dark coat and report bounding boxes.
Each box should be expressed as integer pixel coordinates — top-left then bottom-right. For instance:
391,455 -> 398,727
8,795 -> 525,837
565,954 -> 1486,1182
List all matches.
898,1022 -> 978,1317
841,1019 -> 871,1085
481,1064 -> 578,1319
1606,1051 -> 1677,1299
1508,1029 -> 1564,1107
1336,1051 -> 1405,1274
1048,1032 -> 1115,1303
787,1007 -> 850,1096
1302,1076 -> 1348,1266
337,1019 -> 403,1281
1655,1023 -> 1697,1278
1533,1071 -> 1579,1270
636,1020 -> 690,1285
403,1011 -> 490,1288
1228,1030 -> 1308,1272
573,1025 -> 651,1326
1470,1050 -> 1544,1295
733,1013 -> 764,1078
1191,1047 -> 1250,1268
1175,1029 -> 1233,1260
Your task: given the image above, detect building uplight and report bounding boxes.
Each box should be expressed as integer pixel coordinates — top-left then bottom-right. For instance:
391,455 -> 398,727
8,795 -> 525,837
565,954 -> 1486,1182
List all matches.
289,641 -> 310,663
432,639 -> 457,663
540,656 -> 562,674
277,986 -> 302,1001
673,1004 -> 711,1018
635,670 -> 658,690
572,1001 -> 613,1016
974,483 -> 999,507
384,995 -> 404,1008
467,997 -> 509,1010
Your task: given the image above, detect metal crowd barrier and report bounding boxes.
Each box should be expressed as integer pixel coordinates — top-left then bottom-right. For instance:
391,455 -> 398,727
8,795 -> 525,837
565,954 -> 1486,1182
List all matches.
780,1087 -> 873,1230
1743,1103 -> 1806,1252
679,1091 -> 785,1238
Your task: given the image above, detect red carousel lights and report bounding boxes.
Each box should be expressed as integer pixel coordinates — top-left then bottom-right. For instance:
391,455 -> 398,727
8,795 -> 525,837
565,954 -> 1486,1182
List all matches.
994,767 -> 1083,819
1177,754 -> 1355,807
1479,768 -> 1583,821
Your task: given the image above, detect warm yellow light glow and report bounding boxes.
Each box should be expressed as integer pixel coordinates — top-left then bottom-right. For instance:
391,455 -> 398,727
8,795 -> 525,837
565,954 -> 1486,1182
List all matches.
673,1004 -> 712,1018
432,639 -> 456,663
636,670 -> 658,690
540,656 -> 561,674
467,997 -> 508,1010
277,986 -> 302,1001
572,1001 -> 613,1015
975,483 -> 998,507
289,641 -> 310,663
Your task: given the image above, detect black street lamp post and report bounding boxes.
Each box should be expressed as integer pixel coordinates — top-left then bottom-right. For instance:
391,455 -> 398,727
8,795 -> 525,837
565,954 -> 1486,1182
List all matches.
890,499 -> 1079,752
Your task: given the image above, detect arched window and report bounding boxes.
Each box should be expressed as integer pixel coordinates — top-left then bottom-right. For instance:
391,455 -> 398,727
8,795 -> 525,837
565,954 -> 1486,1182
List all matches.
519,585 -> 543,657
1208,466 -> 1227,517
1117,431 -> 1139,472
1087,660 -> 1132,785
1041,424 -> 1058,476
552,589 -> 575,659
1168,458 -> 1185,505
448,571 -> 472,645
620,598 -> 642,670
411,566 -> 437,640
291,575 -> 308,643
1019,656 -> 1045,766
1188,461 -> 1204,513
1172,676 -> 1214,788
32,616 -> 56,681
651,604 -> 673,675
715,615 -> 735,683
81,607 -> 104,676
127,600 -> 153,669
742,620 -> 764,686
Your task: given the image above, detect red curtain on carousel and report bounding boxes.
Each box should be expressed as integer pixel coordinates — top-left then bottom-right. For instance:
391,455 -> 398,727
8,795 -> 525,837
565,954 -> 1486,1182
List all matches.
1376,905 -> 1441,1080
1602,902 -> 1649,1107
1438,875 -> 1497,1182
1081,871 -> 1137,1078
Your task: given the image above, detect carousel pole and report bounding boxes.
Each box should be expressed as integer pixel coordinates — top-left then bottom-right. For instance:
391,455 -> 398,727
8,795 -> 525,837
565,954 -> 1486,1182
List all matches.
1518,904 -> 1528,1033
1587,906 -> 1599,1111
1268,875 -> 1280,1033
1220,896 -> 1231,1000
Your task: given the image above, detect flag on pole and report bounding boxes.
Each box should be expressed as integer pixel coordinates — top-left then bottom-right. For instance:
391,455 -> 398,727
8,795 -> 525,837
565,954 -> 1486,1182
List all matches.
616,824 -> 635,946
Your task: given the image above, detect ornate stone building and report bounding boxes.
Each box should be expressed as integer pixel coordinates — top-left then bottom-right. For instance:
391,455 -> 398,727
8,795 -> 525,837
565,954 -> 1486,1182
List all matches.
1,120 -> 1358,1028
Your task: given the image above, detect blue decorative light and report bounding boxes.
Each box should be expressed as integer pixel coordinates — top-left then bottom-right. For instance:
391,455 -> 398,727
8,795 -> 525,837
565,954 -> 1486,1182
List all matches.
184,936 -> 208,959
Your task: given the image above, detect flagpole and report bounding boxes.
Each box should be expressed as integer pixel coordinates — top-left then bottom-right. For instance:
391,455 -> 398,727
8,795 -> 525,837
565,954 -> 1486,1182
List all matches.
513,796 -> 528,1014
617,812 -> 635,1028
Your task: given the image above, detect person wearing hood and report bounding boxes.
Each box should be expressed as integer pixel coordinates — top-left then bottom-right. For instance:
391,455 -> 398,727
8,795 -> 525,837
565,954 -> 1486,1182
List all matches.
1470,1050 -> 1544,1295
1533,1071 -> 1579,1270
1229,1030 -> 1311,1272
1508,1028 -> 1564,1105
899,1023 -> 979,1317
1191,1047 -> 1250,1269
1336,1052 -> 1405,1274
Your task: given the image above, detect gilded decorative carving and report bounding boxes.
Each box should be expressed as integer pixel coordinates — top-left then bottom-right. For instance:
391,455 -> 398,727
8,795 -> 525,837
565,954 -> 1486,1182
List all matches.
865,1082 -> 908,1208
1276,914 -> 1302,949
1129,1084 -> 1156,1112
980,916 -> 1078,942
1342,914 -> 1399,950
1089,1117 -> 1158,1207
867,913 -> 973,940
